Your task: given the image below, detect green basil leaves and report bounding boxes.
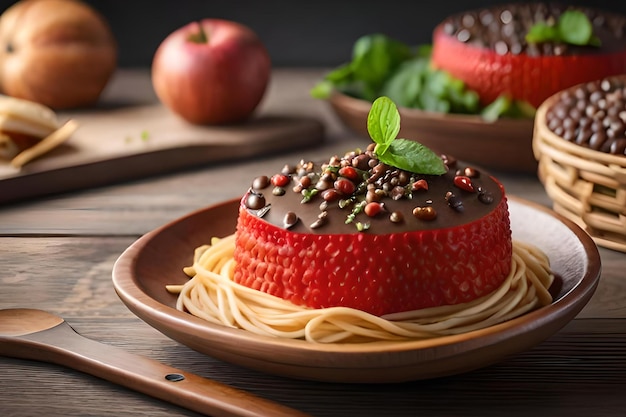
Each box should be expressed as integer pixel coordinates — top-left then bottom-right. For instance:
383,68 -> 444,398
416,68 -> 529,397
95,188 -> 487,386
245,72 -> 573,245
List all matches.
526,10 -> 600,46
367,97 -> 447,175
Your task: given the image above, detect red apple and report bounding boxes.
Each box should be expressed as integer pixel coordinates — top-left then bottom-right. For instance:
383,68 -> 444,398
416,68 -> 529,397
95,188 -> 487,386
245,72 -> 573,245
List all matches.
151,19 -> 271,125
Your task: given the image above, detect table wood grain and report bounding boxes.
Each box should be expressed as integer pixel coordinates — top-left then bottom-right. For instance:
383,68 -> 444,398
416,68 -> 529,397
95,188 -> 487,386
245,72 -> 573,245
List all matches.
1,69 -> 625,417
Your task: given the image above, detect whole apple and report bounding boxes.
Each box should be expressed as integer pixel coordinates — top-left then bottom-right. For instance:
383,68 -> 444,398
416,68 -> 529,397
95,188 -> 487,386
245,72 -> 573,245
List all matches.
0,0 -> 117,109
152,19 -> 271,125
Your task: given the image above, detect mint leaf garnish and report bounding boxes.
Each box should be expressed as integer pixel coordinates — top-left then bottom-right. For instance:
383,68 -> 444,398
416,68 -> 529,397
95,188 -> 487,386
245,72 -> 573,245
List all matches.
367,96 -> 400,156
367,96 -> 447,175
309,80 -> 334,99
481,94 -> 537,122
526,10 -> 600,46
558,10 -> 594,45
481,95 -> 512,123
525,22 -> 559,44
383,139 -> 448,174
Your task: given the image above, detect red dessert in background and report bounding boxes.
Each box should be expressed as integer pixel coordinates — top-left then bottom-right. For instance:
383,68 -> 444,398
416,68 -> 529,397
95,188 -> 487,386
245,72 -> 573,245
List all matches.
431,3 -> 626,108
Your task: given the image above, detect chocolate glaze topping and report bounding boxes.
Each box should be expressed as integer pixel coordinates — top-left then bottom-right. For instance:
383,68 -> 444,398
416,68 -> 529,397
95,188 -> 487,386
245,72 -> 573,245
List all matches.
243,145 -> 504,235
440,2 -> 626,56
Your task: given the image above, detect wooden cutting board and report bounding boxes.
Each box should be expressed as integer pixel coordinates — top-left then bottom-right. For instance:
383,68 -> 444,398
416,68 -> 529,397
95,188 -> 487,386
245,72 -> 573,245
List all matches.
0,104 -> 325,205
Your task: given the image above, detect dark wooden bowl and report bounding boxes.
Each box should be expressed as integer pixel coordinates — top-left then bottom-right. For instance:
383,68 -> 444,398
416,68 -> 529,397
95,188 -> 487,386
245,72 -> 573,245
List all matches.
329,91 -> 537,174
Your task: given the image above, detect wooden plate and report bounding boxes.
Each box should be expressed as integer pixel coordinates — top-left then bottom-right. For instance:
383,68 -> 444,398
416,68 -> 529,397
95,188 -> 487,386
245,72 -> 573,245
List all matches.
112,197 -> 601,383
329,92 -> 537,173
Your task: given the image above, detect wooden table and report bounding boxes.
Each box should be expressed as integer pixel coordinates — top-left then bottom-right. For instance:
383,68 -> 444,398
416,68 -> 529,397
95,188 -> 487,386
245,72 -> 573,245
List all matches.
1,69 -> 625,417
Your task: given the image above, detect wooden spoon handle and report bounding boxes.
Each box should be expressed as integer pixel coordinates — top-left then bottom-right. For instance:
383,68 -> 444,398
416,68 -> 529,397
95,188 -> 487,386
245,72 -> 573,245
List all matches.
8,322 -> 310,417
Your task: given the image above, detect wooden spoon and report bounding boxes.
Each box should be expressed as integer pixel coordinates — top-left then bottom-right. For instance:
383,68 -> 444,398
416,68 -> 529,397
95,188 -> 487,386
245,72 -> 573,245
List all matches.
0,308 -> 311,417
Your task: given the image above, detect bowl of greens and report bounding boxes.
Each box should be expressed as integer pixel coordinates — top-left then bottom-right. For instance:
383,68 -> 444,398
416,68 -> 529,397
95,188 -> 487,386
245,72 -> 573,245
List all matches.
311,34 -> 536,173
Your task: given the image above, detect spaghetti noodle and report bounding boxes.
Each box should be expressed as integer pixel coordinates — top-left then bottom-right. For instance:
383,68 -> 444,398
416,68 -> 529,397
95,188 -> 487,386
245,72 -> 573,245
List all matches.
167,235 -> 554,343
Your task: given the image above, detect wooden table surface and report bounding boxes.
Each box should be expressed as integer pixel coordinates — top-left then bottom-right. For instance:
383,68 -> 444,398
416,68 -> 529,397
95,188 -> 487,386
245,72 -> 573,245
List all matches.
1,69 -> 625,417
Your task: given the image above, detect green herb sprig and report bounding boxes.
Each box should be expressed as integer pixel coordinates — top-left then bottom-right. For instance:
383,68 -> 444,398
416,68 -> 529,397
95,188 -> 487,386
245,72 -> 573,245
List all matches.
310,33 -> 535,122
310,33 -> 412,103
367,96 -> 447,175
526,10 -> 600,46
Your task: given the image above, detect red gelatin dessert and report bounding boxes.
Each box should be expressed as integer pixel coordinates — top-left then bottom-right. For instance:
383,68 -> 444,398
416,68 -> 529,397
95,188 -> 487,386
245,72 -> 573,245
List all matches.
233,148 -> 512,316
431,3 -> 626,108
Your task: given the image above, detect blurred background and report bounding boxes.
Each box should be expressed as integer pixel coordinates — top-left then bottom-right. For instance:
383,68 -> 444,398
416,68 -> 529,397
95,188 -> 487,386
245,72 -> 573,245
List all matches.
2,0 -> 625,68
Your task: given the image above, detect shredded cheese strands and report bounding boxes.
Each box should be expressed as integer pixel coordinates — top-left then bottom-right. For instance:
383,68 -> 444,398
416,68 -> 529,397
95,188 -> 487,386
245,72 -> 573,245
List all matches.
167,235 -> 554,343
10,119 -> 79,168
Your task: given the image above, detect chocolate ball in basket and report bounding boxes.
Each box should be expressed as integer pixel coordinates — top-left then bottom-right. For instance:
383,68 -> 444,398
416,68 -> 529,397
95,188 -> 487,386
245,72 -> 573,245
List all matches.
533,75 -> 626,252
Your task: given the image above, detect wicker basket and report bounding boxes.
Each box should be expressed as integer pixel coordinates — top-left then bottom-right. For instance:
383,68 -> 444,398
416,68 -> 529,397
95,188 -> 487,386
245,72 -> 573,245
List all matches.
533,85 -> 626,252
